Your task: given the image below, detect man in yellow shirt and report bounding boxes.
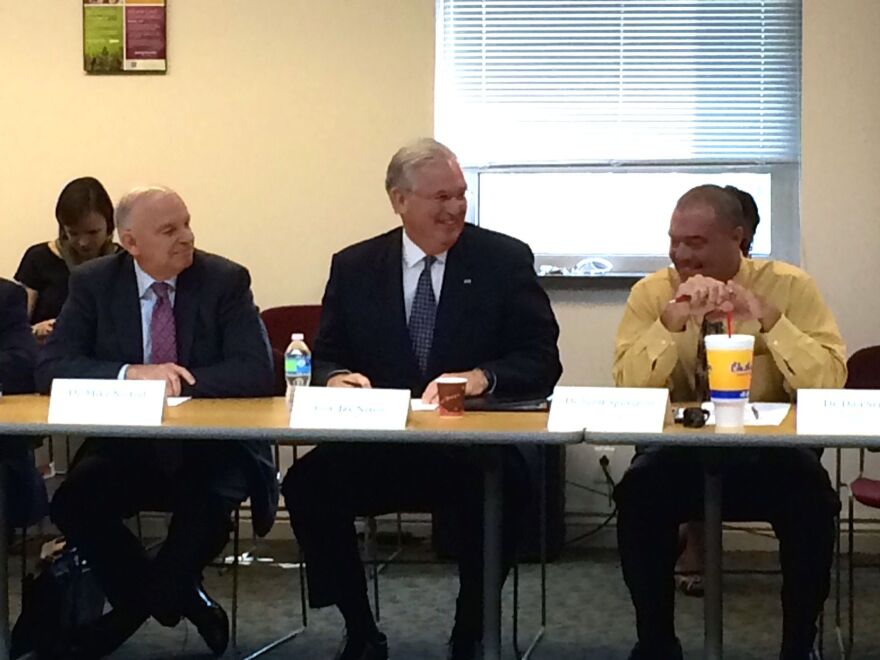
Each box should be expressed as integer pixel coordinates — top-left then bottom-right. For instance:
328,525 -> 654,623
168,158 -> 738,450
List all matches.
612,185 -> 845,660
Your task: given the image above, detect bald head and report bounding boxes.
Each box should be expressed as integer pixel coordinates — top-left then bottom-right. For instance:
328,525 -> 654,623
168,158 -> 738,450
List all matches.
668,184 -> 746,283
116,186 -> 179,232
117,185 -> 195,281
674,184 -> 747,231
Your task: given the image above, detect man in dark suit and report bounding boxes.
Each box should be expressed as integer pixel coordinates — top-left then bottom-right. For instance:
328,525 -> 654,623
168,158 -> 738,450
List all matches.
36,186 -> 276,658
283,139 -> 562,660
0,278 -> 48,529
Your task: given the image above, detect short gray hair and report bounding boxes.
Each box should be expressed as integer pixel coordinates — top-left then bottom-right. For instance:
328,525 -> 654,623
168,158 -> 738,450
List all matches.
116,185 -> 178,231
385,138 -> 457,193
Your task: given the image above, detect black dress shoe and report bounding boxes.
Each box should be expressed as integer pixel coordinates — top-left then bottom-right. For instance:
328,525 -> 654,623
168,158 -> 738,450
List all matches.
447,634 -> 482,660
181,585 -> 229,657
627,639 -> 684,660
144,576 -> 182,628
334,631 -> 389,660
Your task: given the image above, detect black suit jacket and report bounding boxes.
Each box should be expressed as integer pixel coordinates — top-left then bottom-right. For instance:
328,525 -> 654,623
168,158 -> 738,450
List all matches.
0,278 -> 48,527
35,251 -> 277,535
314,224 -> 562,412
0,278 -> 37,394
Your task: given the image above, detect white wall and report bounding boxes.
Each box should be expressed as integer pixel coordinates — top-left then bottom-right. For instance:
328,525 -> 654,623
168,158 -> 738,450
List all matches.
0,0 -> 434,306
2,0 -> 880,526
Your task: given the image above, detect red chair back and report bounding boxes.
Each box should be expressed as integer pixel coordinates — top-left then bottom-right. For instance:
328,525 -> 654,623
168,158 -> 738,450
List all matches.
845,346 -> 880,390
846,345 -> 880,480
260,305 -> 322,395
260,305 -> 322,354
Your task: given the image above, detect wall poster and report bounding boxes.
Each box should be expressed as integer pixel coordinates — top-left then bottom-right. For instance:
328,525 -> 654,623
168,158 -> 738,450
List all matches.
83,0 -> 167,74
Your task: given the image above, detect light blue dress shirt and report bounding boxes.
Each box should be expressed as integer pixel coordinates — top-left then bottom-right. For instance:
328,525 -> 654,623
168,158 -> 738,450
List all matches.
117,261 -> 178,378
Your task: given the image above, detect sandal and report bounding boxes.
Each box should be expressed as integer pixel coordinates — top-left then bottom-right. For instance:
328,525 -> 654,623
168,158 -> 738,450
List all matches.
674,573 -> 704,598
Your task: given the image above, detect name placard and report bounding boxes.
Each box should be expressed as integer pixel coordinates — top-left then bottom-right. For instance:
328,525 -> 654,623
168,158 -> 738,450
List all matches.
48,379 -> 166,426
797,389 -> 880,436
548,386 -> 670,433
290,387 -> 410,431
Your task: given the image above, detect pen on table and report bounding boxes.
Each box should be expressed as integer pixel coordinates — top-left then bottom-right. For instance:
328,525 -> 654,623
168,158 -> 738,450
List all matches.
751,404 -> 760,420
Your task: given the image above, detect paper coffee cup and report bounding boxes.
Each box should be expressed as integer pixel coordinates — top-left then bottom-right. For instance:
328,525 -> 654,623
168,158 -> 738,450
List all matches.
437,377 -> 467,417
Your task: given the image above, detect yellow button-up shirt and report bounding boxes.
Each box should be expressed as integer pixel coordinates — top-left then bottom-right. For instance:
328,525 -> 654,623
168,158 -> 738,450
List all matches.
613,258 -> 847,403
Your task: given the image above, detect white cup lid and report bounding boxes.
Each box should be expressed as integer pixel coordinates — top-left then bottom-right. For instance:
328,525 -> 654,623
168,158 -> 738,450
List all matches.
704,333 -> 755,351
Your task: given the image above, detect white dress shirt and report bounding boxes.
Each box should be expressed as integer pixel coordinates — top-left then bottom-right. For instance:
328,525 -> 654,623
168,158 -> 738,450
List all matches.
402,230 -> 447,322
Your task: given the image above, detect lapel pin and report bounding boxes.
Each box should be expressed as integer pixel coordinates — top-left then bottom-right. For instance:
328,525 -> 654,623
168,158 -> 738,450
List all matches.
463,278 -> 472,284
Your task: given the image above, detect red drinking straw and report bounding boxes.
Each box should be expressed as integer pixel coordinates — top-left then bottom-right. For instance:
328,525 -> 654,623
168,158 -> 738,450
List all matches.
670,295 -> 734,335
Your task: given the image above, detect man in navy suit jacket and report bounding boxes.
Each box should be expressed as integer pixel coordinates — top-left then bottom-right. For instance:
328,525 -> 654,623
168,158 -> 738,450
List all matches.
0,278 -> 48,529
283,139 -> 562,660
36,186 -> 275,658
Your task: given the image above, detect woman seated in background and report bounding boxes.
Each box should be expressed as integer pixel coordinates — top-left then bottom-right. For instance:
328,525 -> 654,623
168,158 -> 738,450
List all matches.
675,184 -> 761,597
14,177 -> 118,341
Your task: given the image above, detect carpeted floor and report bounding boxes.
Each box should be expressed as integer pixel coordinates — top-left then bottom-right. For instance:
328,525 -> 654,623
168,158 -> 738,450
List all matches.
8,542 -> 878,659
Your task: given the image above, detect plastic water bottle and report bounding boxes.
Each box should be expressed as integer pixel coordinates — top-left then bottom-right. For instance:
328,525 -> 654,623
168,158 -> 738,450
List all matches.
284,332 -> 311,404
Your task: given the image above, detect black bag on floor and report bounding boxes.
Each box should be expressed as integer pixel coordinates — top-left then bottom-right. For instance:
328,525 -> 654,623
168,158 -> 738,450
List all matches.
11,540 -> 105,658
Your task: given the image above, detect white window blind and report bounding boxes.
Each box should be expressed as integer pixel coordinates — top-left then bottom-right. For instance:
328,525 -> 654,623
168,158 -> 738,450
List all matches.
436,0 -> 802,167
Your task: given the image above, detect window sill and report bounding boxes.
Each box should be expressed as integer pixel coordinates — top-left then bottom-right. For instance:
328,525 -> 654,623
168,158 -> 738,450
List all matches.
538,272 -> 643,290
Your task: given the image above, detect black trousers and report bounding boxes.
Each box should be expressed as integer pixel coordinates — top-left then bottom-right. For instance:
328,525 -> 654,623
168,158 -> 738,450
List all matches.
282,443 -> 529,636
0,442 -> 48,529
613,447 -> 840,656
50,438 -> 249,620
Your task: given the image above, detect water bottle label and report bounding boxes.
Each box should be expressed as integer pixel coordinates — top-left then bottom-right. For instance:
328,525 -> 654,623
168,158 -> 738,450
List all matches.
285,354 -> 311,377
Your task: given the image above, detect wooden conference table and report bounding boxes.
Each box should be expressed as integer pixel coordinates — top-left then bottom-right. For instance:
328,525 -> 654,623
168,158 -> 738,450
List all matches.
584,407 -> 880,660
0,394 -> 581,660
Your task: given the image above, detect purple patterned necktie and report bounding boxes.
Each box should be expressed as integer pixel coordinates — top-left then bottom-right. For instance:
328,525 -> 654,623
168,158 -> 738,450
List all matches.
409,255 -> 437,374
150,281 -> 177,364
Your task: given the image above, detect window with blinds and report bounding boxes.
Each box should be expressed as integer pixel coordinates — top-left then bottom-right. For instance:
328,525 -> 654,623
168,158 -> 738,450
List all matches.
435,0 -> 802,276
